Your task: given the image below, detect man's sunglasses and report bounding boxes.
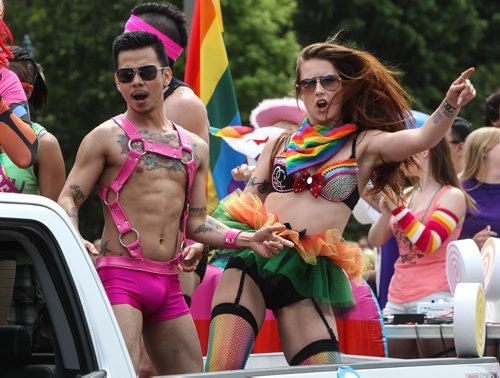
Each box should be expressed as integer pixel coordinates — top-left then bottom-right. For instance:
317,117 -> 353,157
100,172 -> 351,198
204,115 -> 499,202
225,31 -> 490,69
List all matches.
296,74 -> 342,94
116,64 -> 167,84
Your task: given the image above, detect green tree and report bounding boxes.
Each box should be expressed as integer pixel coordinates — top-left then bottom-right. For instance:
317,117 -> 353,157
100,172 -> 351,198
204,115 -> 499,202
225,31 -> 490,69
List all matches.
220,0 -> 300,123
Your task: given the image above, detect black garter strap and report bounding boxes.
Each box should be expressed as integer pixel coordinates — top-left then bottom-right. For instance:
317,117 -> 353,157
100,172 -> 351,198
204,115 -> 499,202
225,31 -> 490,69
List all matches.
290,339 -> 339,366
211,303 -> 259,338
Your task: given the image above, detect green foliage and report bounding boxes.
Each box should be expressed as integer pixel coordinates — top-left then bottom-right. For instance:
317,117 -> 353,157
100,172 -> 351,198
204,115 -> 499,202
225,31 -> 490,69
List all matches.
220,0 -> 301,123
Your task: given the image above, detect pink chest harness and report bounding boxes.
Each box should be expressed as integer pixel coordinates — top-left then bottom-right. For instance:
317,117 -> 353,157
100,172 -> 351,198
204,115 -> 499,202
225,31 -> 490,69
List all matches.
98,114 -> 196,265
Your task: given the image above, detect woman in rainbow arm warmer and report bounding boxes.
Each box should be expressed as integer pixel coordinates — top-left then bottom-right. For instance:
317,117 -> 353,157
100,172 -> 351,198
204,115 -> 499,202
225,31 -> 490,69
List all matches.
368,138 -> 474,358
0,1 -> 38,168
204,37 -> 476,371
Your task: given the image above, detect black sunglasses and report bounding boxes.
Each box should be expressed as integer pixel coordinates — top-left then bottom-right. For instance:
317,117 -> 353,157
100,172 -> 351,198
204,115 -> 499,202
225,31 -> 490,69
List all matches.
116,64 -> 167,84
296,74 -> 342,94
449,140 -> 462,145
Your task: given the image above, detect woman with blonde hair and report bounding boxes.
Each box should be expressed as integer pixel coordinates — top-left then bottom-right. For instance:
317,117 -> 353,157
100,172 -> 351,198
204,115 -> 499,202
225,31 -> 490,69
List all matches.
204,37 -> 475,370
459,127 -> 500,248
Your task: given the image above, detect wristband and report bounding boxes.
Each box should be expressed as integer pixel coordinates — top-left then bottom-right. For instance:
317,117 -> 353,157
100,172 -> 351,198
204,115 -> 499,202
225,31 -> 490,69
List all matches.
223,228 -> 243,249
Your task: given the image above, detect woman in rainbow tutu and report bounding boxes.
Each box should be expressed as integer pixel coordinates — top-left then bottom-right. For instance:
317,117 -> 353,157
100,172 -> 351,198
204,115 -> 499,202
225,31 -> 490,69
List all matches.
204,38 -> 476,370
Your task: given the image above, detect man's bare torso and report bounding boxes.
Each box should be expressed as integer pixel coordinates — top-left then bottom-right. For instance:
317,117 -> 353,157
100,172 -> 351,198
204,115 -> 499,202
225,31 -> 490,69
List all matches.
97,119 -> 198,261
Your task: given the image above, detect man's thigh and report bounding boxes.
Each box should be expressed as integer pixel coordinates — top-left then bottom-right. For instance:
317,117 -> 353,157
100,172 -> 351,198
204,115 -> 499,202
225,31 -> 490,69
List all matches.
112,304 -> 143,368
143,313 -> 203,375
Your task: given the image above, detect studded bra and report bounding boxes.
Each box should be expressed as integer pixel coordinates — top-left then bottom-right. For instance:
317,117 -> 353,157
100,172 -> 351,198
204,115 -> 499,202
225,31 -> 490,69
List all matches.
271,134 -> 360,210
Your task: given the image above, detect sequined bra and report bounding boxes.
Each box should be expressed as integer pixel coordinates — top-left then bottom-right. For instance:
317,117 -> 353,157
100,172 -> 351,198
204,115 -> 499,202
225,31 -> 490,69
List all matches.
271,134 -> 360,210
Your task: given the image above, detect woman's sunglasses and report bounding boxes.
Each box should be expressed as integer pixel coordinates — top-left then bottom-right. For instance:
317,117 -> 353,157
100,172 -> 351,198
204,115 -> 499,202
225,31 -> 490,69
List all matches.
296,74 -> 342,94
116,64 -> 167,84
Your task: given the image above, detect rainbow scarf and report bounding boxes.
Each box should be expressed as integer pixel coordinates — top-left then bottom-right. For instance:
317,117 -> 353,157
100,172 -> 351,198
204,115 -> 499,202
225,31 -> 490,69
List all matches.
285,119 -> 358,174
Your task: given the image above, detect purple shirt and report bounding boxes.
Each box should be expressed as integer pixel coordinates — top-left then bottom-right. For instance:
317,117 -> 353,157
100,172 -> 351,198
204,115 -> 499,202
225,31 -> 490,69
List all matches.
460,178 -> 500,239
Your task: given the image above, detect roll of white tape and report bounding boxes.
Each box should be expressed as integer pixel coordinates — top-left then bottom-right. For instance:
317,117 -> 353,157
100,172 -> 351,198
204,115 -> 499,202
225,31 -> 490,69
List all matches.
446,239 -> 484,294
453,282 -> 486,358
481,237 -> 500,301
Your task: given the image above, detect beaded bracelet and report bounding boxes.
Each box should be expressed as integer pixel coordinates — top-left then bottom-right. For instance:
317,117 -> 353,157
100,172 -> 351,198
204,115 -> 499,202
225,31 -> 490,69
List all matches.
223,228 -> 243,249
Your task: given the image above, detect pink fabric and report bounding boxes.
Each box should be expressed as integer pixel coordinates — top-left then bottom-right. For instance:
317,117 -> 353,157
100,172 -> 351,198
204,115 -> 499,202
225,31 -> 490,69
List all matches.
96,256 -> 189,322
389,186 -> 463,303
0,165 -> 21,193
0,68 -> 27,104
125,15 -> 183,61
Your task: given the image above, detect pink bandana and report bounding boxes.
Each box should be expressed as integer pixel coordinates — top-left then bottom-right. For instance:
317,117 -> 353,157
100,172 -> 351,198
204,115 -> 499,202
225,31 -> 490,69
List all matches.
125,14 -> 184,61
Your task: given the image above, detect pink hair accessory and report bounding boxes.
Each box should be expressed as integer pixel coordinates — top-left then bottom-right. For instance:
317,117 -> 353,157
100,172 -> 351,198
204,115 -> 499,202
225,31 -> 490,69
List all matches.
223,228 -> 243,250
250,97 -> 306,128
125,14 -> 183,62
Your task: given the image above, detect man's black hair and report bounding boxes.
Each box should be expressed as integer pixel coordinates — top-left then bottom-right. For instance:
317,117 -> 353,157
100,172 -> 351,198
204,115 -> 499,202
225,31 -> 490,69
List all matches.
8,45 -> 48,111
113,31 -> 169,70
131,2 -> 187,70
451,116 -> 472,143
484,89 -> 500,126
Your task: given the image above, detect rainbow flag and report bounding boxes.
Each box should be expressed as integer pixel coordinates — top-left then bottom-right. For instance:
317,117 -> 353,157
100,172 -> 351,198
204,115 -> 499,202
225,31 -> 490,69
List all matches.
185,0 -> 246,212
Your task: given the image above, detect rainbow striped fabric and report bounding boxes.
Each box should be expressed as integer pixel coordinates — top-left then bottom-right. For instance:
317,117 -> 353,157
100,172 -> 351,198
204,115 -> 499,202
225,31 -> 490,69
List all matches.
285,119 -> 357,174
185,0 -> 245,212
392,206 -> 459,254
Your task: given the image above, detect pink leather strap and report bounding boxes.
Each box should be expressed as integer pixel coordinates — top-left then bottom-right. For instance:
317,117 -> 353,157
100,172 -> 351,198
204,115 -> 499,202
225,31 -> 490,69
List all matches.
223,228 -> 244,250
98,114 -> 195,260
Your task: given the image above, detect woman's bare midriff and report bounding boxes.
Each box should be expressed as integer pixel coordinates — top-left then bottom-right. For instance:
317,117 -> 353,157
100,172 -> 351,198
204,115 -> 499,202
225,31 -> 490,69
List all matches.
264,191 -> 352,235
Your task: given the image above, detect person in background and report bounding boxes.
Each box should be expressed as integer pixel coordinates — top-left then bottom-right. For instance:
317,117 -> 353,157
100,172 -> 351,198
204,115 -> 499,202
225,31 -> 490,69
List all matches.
446,116 -> 472,175
484,89 -> 500,127
2,45 -> 66,199
231,97 -> 305,184
460,127 -> 500,249
368,138 -> 473,358
5,46 -> 65,349
0,0 -> 38,168
204,37 -> 475,370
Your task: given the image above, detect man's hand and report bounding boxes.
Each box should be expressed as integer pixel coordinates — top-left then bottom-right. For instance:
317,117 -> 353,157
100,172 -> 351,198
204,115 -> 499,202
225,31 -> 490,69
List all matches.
250,225 -> 295,259
179,242 -> 204,272
82,238 -> 100,265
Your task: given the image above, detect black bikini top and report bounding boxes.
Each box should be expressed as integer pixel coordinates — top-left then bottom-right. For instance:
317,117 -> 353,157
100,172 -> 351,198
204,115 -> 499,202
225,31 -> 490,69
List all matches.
271,134 -> 360,210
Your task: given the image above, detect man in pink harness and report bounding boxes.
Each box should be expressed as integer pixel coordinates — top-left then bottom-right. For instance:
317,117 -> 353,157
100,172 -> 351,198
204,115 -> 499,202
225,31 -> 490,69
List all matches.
58,31 -> 293,375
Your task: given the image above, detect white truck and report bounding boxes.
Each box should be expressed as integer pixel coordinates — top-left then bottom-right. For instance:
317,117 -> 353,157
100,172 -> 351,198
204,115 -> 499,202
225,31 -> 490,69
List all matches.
0,193 -> 498,378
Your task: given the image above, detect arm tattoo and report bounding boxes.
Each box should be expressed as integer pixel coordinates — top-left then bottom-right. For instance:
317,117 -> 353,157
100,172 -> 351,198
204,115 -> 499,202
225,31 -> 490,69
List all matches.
189,206 -> 207,215
69,184 -> 86,202
66,207 -> 79,222
432,111 -> 445,124
441,100 -> 457,117
194,218 -> 225,234
246,177 -> 271,194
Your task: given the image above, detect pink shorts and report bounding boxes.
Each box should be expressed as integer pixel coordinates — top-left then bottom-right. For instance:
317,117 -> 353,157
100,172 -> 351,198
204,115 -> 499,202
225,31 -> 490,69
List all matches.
96,256 -> 189,323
